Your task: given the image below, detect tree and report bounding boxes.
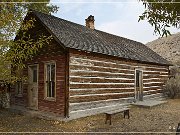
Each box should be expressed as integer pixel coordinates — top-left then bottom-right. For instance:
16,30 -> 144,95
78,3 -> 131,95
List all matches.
139,0 -> 180,37
0,0 -> 59,83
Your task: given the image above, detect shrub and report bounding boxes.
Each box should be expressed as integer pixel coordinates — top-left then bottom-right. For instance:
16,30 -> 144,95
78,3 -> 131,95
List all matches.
164,75 -> 180,98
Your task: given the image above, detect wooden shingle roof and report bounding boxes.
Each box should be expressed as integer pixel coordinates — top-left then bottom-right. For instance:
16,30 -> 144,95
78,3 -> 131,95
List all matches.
30,10 -> 171,66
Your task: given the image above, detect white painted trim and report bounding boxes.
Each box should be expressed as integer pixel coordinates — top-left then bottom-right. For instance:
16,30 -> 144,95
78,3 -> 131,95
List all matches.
44,62 -> 56,101
70,91 -> 134,98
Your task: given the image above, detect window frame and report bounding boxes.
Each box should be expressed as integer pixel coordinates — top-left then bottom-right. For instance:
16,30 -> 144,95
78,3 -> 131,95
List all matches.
44,61 -> 56,101
134,68 -> 143,99
15,80 -> 23,97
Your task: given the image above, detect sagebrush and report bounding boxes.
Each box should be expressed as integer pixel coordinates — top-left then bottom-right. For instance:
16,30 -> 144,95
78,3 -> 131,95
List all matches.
164,75 -> 180,98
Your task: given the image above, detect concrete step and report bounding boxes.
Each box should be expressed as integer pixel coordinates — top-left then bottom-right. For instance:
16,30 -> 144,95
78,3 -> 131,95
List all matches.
143,93 -> 165,100
132,100 -> 167,108
69,97 -> 134,112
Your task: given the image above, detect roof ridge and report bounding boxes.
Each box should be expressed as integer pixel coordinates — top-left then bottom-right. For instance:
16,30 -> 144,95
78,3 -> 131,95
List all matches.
95,29 -> 144,45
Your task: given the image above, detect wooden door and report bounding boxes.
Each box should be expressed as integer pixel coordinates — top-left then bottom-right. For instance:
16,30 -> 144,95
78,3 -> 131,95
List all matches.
135,69 -> 143,101
28,65 -> 38,110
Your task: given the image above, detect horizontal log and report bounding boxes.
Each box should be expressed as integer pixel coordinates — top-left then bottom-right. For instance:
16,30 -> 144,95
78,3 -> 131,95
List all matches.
70,83 -> 134,89
69,64 -> 134,74
145,67 -> 168,72
70,57 -> 134,70
69,92 -> 135,103
143,78 -> 168,83
144,89 -> 163,94
143,71 -> 169,75
69,77 -> 134,83
144,90 -> 162,95
70,71 -> 134,79
70,55 -> 168,69
69,88 -> 135,96
144,82 -> 165,87
143,74 -> 168,79
143,86 -> 163,91
143,71 -> 168,75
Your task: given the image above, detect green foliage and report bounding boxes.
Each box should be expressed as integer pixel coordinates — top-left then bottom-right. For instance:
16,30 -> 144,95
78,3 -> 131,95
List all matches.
164,70 -> 180,98
139,0 -> 180,37
0,1 -> 59,84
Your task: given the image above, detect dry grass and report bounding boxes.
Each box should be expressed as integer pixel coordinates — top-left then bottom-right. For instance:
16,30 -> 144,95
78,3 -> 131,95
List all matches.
0,99 -> 180,133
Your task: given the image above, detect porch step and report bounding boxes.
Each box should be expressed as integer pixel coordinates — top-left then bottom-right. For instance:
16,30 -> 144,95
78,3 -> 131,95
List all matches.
132,100 -> 167,108
143,93 -> 165,101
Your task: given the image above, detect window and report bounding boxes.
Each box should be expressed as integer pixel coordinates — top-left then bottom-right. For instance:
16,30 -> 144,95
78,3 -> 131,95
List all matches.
136,70 -> 140,87
15,81 -> 23,96
32,67 -> 37,82
45,63 -> 56,98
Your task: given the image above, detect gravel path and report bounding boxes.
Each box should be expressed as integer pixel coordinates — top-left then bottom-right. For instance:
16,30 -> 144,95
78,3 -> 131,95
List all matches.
0,99 -> 180,134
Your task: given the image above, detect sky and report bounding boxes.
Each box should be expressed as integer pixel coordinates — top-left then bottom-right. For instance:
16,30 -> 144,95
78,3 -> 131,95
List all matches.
50,0 -> 179,44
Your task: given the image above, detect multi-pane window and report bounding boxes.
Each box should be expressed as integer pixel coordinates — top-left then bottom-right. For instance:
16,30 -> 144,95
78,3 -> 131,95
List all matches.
45,63 -> 55,98
16,81 -> 22,96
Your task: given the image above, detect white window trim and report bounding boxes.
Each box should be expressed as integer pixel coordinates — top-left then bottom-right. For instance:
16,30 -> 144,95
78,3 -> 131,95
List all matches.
44,61 -> 56,101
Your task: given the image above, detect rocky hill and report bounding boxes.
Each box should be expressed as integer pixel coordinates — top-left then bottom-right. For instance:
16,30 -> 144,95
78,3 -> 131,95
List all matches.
146,32 -> 180,65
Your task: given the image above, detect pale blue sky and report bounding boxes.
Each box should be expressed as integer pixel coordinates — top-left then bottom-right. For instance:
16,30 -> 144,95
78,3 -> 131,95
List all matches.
50,0 -> 179,44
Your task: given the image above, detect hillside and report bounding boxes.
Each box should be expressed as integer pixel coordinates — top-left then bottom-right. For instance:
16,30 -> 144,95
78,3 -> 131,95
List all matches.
146,32 -> 180,65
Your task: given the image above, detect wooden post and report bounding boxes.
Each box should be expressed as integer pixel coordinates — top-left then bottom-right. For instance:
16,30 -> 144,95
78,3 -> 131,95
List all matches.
64,52 -> 70,118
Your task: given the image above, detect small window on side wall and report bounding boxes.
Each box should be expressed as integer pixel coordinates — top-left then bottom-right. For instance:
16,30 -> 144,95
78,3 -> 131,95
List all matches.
45,62 -> 56,99
15,80 -> 23,96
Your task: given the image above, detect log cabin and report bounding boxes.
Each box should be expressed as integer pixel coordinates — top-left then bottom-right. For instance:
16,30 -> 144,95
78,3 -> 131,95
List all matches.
10,10 -> 171,119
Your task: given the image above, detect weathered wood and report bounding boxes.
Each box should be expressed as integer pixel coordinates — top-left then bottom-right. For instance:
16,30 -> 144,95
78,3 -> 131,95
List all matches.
70,83 -> 134,89
70,77 -> 134,83
69,64 -> 135,74
105,108 -> 130,125
70,71 -> 135,79
70,92 -> 135,103
68,49 -> 169,117
70,50 -> 169,68
69,88 -> 135,96
64,52 -> 70,117
144,82 -> 165,87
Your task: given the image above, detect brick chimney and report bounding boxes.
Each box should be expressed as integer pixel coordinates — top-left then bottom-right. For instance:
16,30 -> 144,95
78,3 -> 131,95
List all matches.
85,15 -> 95,29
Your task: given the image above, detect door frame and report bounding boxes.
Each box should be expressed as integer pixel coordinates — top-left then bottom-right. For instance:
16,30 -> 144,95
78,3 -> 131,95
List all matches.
135,68 -> 143,101
28,64 -> 39,110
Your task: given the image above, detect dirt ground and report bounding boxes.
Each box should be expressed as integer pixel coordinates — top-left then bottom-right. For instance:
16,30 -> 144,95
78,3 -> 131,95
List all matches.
0,99 -> 180,134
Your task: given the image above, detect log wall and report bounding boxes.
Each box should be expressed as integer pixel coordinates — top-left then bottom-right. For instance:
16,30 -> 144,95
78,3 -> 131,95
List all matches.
69,49 -> 169,113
